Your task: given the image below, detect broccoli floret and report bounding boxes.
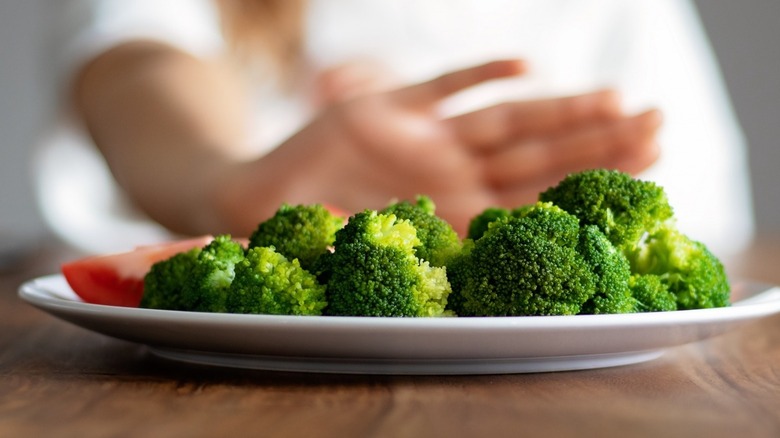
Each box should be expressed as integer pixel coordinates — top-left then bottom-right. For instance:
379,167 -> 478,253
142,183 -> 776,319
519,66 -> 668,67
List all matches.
576,225 -> 634,314
141,247 -> 202,310
140,235 -> 244,312
225,246 -> 327,315
178,235 -> 245,312
248,204 -> 343,270
629,274 -> 677,312
466,207 -> 511,240
626,227 -> 729,310
540,169 -> 730,310
466,204 -> 557,241
449,202 -> 623,316
539,169 -> 674,250
381,195 -> 462,267
324,210 -> 452,317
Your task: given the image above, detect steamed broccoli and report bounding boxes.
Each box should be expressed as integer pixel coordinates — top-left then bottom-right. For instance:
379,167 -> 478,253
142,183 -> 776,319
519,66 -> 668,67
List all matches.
539,169 -> 674,251
136,169 -> 727,318
576,224 -> 634,314
178,235 -> 245,312
448,202 -> 631,316
626,227 -> 729,309
140,246 -> 202,310
248,204 -> 344,270
381,195 -> 462,267
629,274 -> 677,312
225,246 -> 327,315
466,207 -> 511,240
141,235 -> 244,312
540,169 -> 729,310
324,210 -> 452,317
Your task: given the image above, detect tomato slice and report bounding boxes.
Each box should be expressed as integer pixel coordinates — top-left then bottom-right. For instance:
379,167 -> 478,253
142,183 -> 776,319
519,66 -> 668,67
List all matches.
61,236 -> 213,307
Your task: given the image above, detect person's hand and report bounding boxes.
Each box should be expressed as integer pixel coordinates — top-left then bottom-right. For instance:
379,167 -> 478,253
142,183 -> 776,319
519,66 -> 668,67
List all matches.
313,59 -> 401,106
216,60 -> 661,236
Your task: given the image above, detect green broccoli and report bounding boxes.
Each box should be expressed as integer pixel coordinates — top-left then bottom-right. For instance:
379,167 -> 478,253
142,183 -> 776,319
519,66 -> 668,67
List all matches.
539,169 -> 674,251
381,195 -> 462,267
629,274 -> 677,312
466,207 -> 511,240
466,204 -> 553,241
448,202 -> 631,316
179,235 -> 245,312
248,203 -> 344,270
540,169 -> 729,310
324,210 -> 452,317
140,235 -> 245,312
140,246 -> 202,310
576,224 -> 634,314
225,246 -> 327,315
137,170 -> 727,317
626,227 -> 729,309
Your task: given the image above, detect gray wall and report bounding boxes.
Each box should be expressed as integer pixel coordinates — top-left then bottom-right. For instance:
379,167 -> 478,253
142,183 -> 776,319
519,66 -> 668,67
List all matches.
0,1 -> 48,243
1,1 -> 779,248
694,0 -> 780,234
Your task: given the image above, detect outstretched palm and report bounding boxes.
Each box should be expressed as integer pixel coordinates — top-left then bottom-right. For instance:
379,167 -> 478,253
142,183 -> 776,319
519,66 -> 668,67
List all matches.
238,60 -> 661,235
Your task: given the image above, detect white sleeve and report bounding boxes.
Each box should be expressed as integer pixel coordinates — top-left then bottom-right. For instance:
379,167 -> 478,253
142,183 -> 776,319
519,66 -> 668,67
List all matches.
48,0 -> 225,101
36,0 -> 227,254
603,0 -> 754,256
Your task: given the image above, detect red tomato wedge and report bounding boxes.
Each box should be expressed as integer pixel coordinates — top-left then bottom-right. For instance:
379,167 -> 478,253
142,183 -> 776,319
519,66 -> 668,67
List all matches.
61,236 -> 214,307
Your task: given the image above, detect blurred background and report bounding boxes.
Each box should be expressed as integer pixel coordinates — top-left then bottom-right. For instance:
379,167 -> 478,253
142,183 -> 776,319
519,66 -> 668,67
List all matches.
0,1 -> 778,257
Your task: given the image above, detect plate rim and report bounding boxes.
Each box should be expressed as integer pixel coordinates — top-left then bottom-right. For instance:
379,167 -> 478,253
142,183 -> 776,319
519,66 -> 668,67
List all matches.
17,274 -> 780,374
19,274 -> 780,328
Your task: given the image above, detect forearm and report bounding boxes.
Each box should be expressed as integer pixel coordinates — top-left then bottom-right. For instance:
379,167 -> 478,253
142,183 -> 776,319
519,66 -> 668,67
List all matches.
73,41 -> 255,235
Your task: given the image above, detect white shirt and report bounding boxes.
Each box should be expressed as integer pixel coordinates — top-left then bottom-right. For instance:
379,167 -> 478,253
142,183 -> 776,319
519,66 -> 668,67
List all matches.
37,0 -> 754,256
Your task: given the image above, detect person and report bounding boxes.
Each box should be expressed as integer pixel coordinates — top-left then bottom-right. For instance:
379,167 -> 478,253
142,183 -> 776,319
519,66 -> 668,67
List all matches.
37,0 -> 753,257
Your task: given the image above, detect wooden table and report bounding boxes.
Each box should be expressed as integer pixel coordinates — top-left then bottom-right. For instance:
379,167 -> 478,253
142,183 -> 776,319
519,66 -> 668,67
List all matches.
2,237 -> 780,437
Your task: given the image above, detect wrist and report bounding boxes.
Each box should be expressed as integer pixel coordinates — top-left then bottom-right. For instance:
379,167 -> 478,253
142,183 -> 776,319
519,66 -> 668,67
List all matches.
207,156 -> 295,238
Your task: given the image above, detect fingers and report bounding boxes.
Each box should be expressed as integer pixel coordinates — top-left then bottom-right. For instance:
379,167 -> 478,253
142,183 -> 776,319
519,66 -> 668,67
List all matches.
608,139 -> 661,176
446,89 -> 623,150
314,59 -> 401,106
393,60 -> 526,108
481,109 -> 662,189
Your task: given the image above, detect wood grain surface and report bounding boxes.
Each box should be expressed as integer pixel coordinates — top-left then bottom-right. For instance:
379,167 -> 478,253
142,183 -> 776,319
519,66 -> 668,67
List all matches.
1,239 -> 779,437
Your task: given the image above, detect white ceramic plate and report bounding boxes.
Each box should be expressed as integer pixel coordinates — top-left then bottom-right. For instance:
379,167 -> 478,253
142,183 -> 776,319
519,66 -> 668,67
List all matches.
19,274 -> 780,375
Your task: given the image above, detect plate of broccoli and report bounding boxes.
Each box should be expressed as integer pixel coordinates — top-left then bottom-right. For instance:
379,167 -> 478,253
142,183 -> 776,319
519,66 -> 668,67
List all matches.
19,170 -> 780,374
